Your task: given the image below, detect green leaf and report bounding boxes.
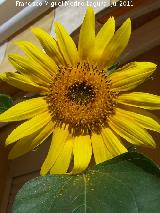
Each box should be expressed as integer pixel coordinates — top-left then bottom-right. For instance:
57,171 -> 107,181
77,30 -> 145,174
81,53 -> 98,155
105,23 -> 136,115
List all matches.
0,94 -> 13,113
13,152 -> 160,213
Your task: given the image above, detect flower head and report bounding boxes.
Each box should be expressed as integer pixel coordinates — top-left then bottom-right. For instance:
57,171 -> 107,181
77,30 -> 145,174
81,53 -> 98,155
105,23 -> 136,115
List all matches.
0,7 -> 159,175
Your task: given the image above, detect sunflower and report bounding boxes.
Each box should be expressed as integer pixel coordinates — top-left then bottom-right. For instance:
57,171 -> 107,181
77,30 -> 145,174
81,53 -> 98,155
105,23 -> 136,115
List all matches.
0,7 -> 159,175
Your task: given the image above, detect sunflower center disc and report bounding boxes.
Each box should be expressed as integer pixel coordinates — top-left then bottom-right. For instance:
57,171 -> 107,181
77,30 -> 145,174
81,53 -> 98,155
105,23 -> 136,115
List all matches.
67,82 -> 95,105
46,61 -> 118,136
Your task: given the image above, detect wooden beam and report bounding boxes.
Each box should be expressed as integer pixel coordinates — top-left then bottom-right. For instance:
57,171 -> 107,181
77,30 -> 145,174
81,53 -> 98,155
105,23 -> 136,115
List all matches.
98,0 -> 160,25
120,16 -> 160,64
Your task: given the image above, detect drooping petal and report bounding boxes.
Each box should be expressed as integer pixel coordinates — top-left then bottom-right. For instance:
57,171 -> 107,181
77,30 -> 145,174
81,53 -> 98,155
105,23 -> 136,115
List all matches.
40,127 -> 69,176
32,27 -> 65,65
91,133 -> 112,164
0,97 -> 48,122
109,62 -> 157,91
117,107 -> 160,132
101,128 -> 127,156
8,54 -> 51,85
50,138 -> 73,174
99,18 -> 131,68
0,72 -> 47,93
16,41 -> 58,74
91,17 -> 115,62
118,92 -> 160,110
6,111 -> 51,145
8,120 -> 54,159
71,135 -> 92,174
109,111 -> 156,147
78,7 -> 95,60
8,131 -> 39,159
54,22 -> 79,66
30,120 -> 54,149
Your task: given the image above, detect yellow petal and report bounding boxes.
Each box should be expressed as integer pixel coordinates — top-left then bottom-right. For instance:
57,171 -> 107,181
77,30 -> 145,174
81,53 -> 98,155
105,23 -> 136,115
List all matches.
54,22 -> 79,66
91,133 -> 111,164
78,7 -> 95,60
8,120 -> 54,159
117,107 -> 160,133
99,18 -> 131,68
71,135 -> 92,174
8,132 -> 38,159
0,72 -> 47,93
32,27 -> 65,65
91,17 -> 115,62
109,111 -> 156,147
40,127 -> 69,176
118,92 -> 160,110
8,54 -> 51,85
6,111 -> 51,145
16,41 -> 58,74
50,138 -> 73,174
102,128 -> 127,156
30,120 -> 54,148
0,97 -> 48,122
109,62 -> 157,91
8,131 -> 38,159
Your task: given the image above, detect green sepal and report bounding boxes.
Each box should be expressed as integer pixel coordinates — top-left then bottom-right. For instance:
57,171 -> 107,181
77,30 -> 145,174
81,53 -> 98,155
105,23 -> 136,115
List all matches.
0,94 -> 13,113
